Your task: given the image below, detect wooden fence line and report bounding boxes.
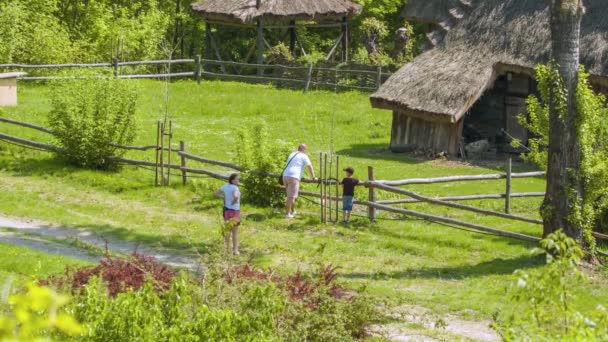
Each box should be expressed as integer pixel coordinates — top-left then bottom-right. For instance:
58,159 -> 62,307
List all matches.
2,128 -> 608,252
3,57 -> 392,92
376,192 -> 546,204
370,182 -> 543,225
373,171 -> 546,186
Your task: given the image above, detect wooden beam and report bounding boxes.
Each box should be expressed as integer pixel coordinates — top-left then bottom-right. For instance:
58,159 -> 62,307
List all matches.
376,192 -> 546,204
341,17 -> 348,62
256,20 -> 264,75
371,171 -> 546,186
204,23 -> 212,72
207,30 -> 226,74
289,20 -> 296,57
325,32 -> 344,61
370,182 -> 543,225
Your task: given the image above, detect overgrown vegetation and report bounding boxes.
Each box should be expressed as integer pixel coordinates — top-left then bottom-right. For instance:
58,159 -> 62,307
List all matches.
515,64 -> 608,239
48,78 -> 138,169
236,123 -> 290,207
498,231 -> 608,340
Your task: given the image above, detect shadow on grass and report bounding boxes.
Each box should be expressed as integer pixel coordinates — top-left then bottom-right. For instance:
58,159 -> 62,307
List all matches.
342,254 -> 545,280
71,223 -> 216,257
336,144 -> 423,164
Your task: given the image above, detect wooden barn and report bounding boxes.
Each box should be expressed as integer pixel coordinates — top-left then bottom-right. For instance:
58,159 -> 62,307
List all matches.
370,0 -> 608,156
191,0 -> 361,64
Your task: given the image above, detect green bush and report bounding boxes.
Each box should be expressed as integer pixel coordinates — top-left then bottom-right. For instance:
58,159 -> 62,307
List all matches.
236,123 -> 290,207
497,231 -> 608,340
47,78 -> 138,169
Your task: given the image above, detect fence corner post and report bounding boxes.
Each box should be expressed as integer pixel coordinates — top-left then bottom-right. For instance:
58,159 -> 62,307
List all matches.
180,141 -> 188,185
195,55 -> 202,85
368,166 -> 376,222
376,66 -> 382,89
112,58 -> 119,78
505,157 -> 512,213
304,63 -> 313,93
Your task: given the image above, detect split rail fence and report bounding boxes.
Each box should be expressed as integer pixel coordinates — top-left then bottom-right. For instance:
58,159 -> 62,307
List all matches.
1,116 -> 607,255
0,57 -> 393,93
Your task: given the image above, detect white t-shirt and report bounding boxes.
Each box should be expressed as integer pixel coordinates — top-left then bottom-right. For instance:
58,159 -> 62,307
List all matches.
220,184 -> 240,210
282,152 -> 311,180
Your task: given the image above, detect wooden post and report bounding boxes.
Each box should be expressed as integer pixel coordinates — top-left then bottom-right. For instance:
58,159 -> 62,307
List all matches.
113,58 -> 119,77
304,63 -> 313,93
341,17 -> 348,62
256,20 -> 264,76
195,55 -> 202,84
319,152 -> 324,223
289,20 -> 296,57
505,157 -> 512,213
180,141 -> 187,185
155,121 -> 160,186
166,120 -> 172,186
368,166 -> 376,221
159,122 -> 165,186
324,153 -> 328,223
204,23 -> 211,72
376,66 -> 382,89
335,155 -> 339,222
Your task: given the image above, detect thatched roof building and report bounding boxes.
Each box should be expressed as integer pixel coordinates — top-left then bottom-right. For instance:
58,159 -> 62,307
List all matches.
191,0 -> 361,66
371,0 -> 608,156
192,0 -> 361,25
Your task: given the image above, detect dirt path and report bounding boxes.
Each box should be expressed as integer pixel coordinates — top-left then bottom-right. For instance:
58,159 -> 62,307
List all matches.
1,215 -> 500,341
0,216 -> 203,272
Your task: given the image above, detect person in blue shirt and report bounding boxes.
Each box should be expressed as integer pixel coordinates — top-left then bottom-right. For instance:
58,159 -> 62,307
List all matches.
214,173 -> 241,255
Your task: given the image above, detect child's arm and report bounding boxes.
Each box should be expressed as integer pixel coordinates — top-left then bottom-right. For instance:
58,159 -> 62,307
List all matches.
231,189 -> 239,205
213,189 -> 224,199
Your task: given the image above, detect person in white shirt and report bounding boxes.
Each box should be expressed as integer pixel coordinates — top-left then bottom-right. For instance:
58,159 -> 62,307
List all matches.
214,173 -> 241,255
281,144 -> 317,218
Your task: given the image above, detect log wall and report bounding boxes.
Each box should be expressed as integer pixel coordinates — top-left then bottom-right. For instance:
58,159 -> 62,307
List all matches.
390,111 -> 462,155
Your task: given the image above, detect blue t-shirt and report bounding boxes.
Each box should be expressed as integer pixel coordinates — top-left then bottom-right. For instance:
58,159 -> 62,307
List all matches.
221,184 -> 240,210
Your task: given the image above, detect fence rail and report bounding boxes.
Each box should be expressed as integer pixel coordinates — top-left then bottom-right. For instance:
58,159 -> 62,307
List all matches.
1,116 -> 607,255
1,57 -> 393,92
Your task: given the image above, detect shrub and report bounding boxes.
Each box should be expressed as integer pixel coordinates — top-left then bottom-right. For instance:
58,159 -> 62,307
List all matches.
497,231 -> 608,340
42,251 -> 176,297
235,122 -> 290,207
0,282 -> 81,340
48,77 -> 138,170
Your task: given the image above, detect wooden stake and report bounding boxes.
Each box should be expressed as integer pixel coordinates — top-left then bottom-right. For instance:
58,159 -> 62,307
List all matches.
159,122 -> 165,186
195,55 -> 202,84
335,155 -> 339,222
319,152 -> 324,223
180,141 -> 187,185
204,23 -> 211,72
256,20 -> 264,76
368,166 -> 376,221
324,153 -> 328,223
155,121 -> 160,186
376,66 -> 382,89
166,120 -> 172,186
505,157 -> 512,213
304,63 -> 313,93
341,17 -> 348,62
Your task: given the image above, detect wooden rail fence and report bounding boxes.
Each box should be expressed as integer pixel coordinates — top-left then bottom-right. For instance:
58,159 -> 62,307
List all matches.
1,116 -> 607,254
0,58 -> 393,93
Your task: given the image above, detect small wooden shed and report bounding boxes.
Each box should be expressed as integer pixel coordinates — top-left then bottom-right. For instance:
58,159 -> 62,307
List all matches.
0,72 -> 26,107
191,0 -> 361,66
371,0 -> 608,156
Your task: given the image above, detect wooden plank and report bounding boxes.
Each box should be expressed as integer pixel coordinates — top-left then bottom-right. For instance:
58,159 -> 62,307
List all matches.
304,64 -> 313,93
178,151 -> 242,171
0,117 -> 53,134
370,182 -> 543,224
376,192 -> 546,204
505,158 -> 512,213
368,166 -> 376,221
372,171 -> 546,186
0,132 -> 63,152
180,141 -> 187,185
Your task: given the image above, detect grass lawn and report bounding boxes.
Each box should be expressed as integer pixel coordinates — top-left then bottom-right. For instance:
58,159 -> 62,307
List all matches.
0,242 -> 90,282
0,80 -> 606,327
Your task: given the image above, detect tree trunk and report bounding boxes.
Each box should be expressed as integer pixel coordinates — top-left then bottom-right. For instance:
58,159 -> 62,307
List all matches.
542,0 -> 586,240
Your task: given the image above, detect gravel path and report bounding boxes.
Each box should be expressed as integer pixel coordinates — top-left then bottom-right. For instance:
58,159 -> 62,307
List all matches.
0,216 -> 203,272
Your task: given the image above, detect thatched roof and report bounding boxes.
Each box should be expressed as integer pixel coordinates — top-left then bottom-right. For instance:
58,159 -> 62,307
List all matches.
371,0 -> 608,123
191,0 -> 361,25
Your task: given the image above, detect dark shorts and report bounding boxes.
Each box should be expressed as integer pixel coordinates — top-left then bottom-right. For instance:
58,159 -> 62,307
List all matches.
223,208 -> 241,223
342,196 -> 354,211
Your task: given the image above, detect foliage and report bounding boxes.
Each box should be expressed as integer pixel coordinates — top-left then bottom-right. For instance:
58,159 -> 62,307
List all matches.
498,231 -> 608,340
235,122 -> 290,207
267,43 -> 294,64
514,64 -> 608,237
42,252 -> 176,297
0,282 -> 82,341
0,0 -> 74,65
47,77 -> 138,169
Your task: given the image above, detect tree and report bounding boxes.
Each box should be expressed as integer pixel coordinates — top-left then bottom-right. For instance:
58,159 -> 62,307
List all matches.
542,0 -> 586,241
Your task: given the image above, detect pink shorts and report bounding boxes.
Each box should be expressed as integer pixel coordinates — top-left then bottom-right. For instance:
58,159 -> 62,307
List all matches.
223,209 -> 241,223
284,176 -> 300,199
